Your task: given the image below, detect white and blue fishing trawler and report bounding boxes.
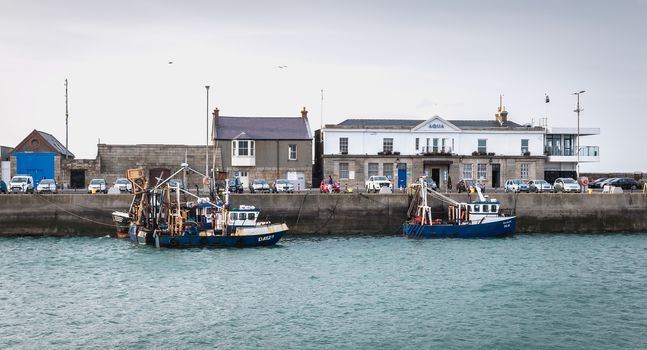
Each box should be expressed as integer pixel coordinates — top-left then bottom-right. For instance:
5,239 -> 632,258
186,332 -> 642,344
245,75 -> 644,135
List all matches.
403,177 -> 516,238
124,164 -> 287,248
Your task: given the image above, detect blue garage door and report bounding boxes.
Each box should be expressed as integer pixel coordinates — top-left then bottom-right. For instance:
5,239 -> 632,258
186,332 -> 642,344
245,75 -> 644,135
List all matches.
15,152 -> 55,186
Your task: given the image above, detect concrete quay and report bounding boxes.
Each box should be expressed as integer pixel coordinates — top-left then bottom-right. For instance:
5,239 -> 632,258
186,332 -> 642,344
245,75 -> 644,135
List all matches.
0,192 -> 646,236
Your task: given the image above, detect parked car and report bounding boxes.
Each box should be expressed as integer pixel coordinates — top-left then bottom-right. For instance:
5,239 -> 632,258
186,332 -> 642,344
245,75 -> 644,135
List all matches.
113,178 -> 133,193
272,179 -> 294,193
0,180 -> 7,194
365,176 -> 393,193
457,179 -> 485,193
553,177 -> 581,193
320,180 -> 341,193
250,179 -> 271,193
36,178 -> 58,194
9,175 -> 34,194
607,177 -> 639,190
169,179 -> 185,192
597,177 -> 619,189
528,179 -> 553,193
228,179 -> 244,193
588,177 -> 608,189
423,178 -> 438,191
87,178 -> 108,194
504,179 -> 530,193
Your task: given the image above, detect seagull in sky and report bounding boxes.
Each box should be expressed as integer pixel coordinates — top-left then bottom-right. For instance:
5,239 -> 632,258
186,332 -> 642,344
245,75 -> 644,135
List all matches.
277,65 -> 287,69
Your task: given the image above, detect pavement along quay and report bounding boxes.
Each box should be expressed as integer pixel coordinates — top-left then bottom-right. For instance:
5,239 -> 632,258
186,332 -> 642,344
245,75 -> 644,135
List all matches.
0,192 -> 646,236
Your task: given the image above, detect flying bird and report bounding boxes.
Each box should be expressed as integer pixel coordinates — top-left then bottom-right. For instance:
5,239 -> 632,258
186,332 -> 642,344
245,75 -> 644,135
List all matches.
168,61 -> 174,64
277,65 -> 287,69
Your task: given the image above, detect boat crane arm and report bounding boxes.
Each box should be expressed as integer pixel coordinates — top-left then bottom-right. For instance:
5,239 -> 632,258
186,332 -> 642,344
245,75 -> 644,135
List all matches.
474,184 -> 487,202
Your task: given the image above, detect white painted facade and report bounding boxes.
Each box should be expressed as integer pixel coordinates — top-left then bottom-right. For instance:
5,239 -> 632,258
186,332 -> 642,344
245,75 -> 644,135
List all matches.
323,116 -> 545,157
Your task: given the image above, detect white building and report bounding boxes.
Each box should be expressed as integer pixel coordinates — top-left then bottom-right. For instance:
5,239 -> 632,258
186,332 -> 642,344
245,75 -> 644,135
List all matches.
314,108 -> 599,190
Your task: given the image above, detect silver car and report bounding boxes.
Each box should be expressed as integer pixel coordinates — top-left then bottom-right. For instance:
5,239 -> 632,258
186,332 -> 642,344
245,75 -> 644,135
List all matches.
36,179 -> 58,194
528,179 -> 553,193
554,177 -> 581,193
272,179 -> 294,193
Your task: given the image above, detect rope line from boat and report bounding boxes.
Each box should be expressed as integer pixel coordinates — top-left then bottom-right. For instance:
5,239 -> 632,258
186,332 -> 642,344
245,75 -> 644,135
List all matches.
34,193 -> 116,227
313,193 -> 342,235
293,192 -> 309,231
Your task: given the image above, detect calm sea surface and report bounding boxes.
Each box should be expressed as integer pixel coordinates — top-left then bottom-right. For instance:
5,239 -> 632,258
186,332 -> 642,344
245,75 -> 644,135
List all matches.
1,234 -> 647,349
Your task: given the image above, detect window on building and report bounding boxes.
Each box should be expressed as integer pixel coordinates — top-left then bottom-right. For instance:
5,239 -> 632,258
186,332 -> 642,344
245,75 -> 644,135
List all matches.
477,163 -> 487,180
521,163 -> 529,179
232,140 -> 254,156
521,139 -> 529,154
415,138 -> 419,151
478,139 -> 487,154
426,138 -> 430,153
383,163 -> 393,180
339,137 -> 348,154
383,138 -> 393,153
441,138 -> 446,152
368,163 -> 379,177
433,138 -> 439,153
288,144 -> 297,160
463,164 -> 473,179
339,162 -> 349,179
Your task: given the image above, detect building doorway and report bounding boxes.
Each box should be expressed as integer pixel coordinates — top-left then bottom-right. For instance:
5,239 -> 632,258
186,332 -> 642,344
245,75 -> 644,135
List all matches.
431,168 -> 440,188
491,164 -> 501,188
70,169 -> 85,189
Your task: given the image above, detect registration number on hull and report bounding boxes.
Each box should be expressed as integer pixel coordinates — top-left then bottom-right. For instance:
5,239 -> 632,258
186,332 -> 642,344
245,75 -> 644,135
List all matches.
258,235 -> 274,242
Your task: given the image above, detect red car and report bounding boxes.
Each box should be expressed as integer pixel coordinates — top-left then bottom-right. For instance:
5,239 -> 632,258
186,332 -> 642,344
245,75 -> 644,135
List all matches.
320,180 -> 341,193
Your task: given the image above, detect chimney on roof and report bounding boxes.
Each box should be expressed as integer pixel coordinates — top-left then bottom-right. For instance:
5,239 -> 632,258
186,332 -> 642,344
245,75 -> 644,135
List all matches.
212,108 -> 220,125
211,108 -> 220,140
301,107 -> 308,120
495,95 -> 508,126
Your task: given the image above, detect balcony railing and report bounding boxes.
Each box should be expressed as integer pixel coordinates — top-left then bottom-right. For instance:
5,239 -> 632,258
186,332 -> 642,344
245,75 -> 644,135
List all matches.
544,146 -> 599,157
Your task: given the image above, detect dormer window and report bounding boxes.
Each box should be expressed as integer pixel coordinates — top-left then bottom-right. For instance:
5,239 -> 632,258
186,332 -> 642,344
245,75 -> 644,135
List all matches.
232,140 -> 254,156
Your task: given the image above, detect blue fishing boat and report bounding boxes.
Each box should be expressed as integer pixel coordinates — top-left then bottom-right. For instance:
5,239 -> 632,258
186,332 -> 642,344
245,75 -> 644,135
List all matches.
125,164 -> 287,248
403,178 -> 516,239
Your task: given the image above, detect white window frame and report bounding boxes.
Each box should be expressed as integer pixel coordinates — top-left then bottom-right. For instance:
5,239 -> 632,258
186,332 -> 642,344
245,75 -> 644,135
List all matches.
521,163 -> 529,179
339,162 -> 349,179
339,138 -> 348,154
521,139 -> 529,154
288,144 -> 297,160
478,139 -> 487,154
463,164 -> 473,179
383,138 -> 393,153
232,140 -> 254,157
477,163 -> 487,180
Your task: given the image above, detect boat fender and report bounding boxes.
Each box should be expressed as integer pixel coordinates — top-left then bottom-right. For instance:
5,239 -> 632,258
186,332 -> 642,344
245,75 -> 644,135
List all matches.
460,210 -> 466,220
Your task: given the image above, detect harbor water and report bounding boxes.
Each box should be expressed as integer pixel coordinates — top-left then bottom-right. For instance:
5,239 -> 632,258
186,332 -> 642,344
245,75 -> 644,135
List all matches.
1,234 -> 646,349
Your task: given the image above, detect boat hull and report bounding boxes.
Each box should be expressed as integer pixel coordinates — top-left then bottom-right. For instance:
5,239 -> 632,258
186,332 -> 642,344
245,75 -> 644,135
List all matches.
403,217 -> 516,239
111,211 -> 131,238
128,223 -> 285,248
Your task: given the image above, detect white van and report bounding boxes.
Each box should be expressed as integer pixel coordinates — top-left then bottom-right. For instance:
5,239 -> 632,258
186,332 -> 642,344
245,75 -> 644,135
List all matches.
9,175 -> 35,194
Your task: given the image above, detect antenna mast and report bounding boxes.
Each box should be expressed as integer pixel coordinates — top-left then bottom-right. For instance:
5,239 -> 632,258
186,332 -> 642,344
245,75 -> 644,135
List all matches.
65,79 -> 69,159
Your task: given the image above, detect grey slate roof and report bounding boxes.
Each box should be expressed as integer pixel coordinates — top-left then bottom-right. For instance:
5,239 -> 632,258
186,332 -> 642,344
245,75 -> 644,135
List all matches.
216,116 -> 310,140
338,119 -> 423,129
335,118 -> 525,129
37,130 -> 75,157
449,120 -> 522,128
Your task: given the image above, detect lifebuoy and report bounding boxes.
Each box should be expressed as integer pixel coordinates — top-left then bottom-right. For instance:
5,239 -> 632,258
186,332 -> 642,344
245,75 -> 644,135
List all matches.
203,176 -> 211,186
581,178 -> 589,186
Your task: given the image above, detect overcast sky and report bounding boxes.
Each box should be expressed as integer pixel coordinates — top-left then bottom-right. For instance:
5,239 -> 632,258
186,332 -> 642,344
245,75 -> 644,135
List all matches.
1,0 -> 645,172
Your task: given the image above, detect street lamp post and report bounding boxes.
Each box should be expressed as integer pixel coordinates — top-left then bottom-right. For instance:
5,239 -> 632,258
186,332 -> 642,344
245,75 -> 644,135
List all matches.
573,90 -> 585,182
205,85 -> 210,178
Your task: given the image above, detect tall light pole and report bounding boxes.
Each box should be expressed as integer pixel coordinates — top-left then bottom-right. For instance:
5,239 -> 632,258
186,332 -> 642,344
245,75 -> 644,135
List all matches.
573,90 -> 585,181
205,85 -> 210,177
